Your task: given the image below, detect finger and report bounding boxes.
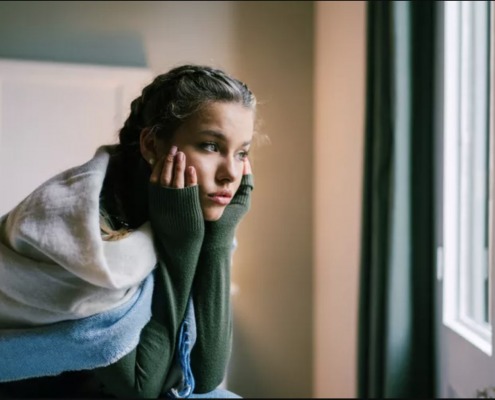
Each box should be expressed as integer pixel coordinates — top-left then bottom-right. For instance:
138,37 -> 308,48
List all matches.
185,166 -> 197,187
160,146 -> 178,187
150,156 -> 165,184
172,151 -> 185,188
243,157 -> 252,175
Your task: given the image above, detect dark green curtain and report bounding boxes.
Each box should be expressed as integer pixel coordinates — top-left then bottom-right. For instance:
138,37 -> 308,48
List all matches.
358,1 -> 437,398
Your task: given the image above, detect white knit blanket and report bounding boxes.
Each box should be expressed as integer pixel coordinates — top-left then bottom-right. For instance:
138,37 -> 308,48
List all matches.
0,146 -> 157,327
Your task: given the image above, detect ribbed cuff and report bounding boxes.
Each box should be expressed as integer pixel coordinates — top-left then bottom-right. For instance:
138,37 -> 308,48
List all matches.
148,184 -> 204,235
242,174 -> 254,187
230,174 -> 254,207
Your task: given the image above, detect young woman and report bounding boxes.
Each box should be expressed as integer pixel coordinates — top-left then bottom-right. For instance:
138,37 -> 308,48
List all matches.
0,64 -> 257,398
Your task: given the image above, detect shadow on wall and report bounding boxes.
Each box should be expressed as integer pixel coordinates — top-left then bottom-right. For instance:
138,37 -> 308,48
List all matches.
0,30 -> 147,67
228,313 -> 266,396
227,2 -> 314,398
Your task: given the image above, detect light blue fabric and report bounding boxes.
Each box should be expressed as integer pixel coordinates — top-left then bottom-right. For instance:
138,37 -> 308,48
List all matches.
166,296 -> 197,398
167,238 -> 239,398
0,273 -> 153,382
188,388 -> 242,398
165,297 -> 241,399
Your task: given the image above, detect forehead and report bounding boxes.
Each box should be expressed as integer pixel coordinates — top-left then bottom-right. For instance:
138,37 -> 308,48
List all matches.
177,101 -> 254,143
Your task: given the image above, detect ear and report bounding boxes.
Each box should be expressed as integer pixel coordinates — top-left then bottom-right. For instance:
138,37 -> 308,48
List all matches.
139,127 -> 157,166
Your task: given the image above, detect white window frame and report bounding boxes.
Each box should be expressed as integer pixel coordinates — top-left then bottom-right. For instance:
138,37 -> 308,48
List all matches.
442,0 -> 493,356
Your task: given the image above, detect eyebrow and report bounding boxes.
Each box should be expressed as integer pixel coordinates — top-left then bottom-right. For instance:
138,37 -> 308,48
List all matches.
199,130 -> 252,146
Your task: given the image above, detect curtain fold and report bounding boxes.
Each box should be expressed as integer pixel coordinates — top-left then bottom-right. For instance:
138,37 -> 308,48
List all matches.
358,2 -> 437,397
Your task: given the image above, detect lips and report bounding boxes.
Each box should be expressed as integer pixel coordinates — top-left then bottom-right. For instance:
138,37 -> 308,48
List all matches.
207,190 -> 232,206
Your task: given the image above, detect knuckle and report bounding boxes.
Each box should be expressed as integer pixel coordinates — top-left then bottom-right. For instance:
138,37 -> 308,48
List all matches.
160,175 -> 171,187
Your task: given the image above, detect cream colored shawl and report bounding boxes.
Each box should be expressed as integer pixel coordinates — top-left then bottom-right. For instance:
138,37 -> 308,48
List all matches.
0,146 -> 157,328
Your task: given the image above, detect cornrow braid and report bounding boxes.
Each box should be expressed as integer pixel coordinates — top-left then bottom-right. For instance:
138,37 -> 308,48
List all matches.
117,64 -> 256,158
119,97 -> 145,148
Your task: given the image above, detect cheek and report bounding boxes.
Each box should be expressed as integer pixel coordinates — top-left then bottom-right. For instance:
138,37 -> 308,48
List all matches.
232,176 -> 242,193
184,154 -> 211,185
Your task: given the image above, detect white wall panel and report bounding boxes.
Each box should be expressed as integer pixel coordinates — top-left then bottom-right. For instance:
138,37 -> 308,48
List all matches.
0,59 -> 151,215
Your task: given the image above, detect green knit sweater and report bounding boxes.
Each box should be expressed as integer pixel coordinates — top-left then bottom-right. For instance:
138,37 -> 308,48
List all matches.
94,174 -> 254,397
0,174 -> 253,399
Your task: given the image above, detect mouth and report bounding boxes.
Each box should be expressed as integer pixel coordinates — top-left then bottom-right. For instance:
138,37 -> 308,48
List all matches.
207,190 -> 232,206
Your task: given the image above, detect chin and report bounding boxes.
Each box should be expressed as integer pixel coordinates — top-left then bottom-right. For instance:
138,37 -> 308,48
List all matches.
203,208 -> 225,222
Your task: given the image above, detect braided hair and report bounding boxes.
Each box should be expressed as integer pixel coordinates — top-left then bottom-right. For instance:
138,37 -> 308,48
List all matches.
101,65 -> 257,239
118,64 -> 257,159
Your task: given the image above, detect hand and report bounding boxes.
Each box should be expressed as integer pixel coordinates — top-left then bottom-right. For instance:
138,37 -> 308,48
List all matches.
228,157 -> 253,208
146,145 -> 204,240
243,156 -> 252,175
149,146 -> 197,188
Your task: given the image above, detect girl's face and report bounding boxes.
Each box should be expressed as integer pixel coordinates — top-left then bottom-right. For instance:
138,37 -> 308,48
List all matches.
156,101 -> 254,221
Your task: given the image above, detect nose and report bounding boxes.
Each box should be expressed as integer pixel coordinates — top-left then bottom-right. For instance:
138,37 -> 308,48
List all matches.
216,156 -> 240,183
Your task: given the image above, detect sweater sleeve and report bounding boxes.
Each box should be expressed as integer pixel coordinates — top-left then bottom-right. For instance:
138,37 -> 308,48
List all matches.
190,174 -> 253,393
93,184 -> 205,398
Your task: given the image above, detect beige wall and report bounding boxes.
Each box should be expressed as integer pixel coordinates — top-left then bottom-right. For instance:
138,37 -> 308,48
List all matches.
313,1 -> 366,397
0,1 -> 314,398
0,1 -> 367,397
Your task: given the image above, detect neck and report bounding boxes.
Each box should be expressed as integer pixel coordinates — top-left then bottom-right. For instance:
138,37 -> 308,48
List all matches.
103,149 -> 150,229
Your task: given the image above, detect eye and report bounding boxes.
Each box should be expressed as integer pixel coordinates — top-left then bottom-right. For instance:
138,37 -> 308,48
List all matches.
200,142 -> 219,152
236,150 -> 249,161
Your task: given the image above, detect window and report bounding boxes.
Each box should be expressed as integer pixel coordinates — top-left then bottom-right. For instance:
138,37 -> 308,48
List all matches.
442,0 -> 492,355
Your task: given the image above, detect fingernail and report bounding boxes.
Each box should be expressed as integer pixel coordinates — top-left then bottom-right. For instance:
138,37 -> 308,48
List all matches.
170,146 -> 178,155
176,152 -> 184,161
